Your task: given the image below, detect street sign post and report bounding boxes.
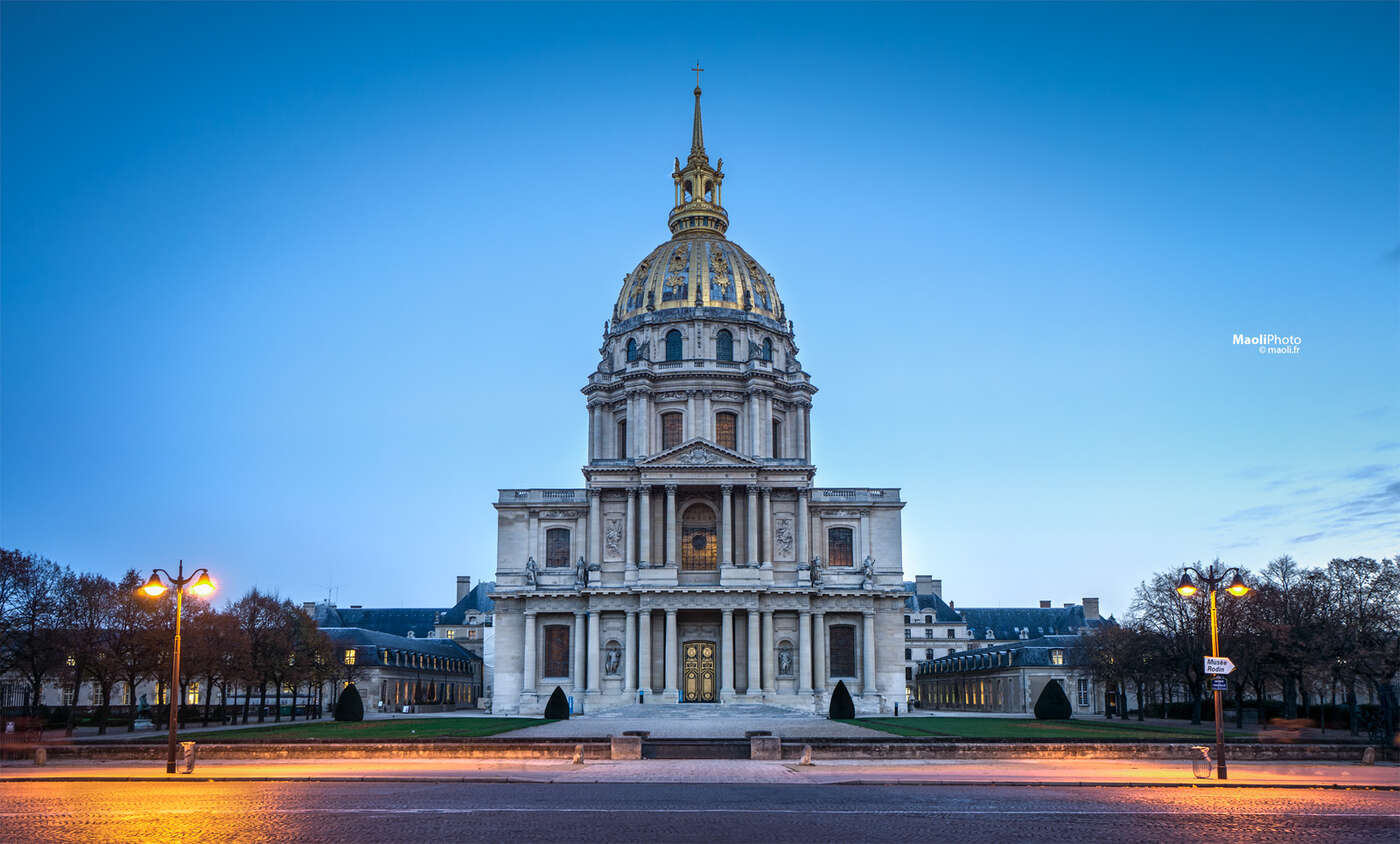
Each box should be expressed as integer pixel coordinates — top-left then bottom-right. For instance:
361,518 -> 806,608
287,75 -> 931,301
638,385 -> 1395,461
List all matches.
1204,656 -> 1235,675
1211,676 -> 1227,692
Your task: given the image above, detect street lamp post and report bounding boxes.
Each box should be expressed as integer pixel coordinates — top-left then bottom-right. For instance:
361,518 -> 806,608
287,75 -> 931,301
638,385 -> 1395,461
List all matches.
1176,562 -> 1250,780
139,561 -> 215,774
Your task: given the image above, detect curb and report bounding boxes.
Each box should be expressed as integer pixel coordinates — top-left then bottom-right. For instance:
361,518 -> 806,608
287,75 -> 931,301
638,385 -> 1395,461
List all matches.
2,774 -> 1396,789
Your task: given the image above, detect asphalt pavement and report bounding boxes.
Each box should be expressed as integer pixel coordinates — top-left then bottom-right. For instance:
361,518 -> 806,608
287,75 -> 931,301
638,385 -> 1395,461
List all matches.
1,781 -> 1396,843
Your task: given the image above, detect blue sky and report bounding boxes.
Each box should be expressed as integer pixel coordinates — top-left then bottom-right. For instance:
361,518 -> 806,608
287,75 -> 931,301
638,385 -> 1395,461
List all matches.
3,2 -> 1396,616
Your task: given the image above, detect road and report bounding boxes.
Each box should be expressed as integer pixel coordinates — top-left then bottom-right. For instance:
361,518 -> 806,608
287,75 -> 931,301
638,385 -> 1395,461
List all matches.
2,782 -> 1396,843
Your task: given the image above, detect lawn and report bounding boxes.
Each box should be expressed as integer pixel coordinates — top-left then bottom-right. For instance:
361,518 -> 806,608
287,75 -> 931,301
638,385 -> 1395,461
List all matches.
848,716 -> 1249,741
154,717 -> 550,742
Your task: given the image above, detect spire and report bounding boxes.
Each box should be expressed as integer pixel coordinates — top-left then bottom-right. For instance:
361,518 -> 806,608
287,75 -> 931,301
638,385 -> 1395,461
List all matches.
669,73 -> 728,238
690,85 -> 705,162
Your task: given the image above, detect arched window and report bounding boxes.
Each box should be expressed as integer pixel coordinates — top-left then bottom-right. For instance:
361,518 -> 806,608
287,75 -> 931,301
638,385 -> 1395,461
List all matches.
827,527 -> 854,567
715,411 -> 737,450
665,330 -> 682,361
680,503 -> 717,571
661,412 -> 683,449
626,338 -> 639,362
715,329 -> 733,362
771,419 -> 782,458
616,420 -> 627,459
545,528 -> 571,567
761,337 -> 772,362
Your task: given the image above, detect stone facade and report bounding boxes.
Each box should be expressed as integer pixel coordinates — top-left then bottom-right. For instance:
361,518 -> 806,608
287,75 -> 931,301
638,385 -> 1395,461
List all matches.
490,85 -> 908,716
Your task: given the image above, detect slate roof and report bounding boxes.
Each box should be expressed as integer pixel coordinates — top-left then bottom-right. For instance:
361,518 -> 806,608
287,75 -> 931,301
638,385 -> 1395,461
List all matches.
311,605 -> 442,639
439,581 -> 496,625
319,627 -> 481,668
922,634 -> 1088,673
901,584 -> 963,623
955,605 -> 1112,643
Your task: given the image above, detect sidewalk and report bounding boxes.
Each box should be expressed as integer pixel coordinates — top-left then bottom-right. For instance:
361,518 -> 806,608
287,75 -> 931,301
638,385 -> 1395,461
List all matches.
1,757 -> 1395,788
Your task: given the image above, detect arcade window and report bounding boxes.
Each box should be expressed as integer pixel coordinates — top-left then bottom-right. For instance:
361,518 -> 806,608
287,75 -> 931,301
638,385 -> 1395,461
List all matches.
546,528 -> 571,567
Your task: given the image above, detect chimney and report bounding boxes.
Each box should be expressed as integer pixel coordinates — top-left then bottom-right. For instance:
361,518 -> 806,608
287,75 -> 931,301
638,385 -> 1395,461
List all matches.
1039,600 -> 1051,608
457,575 -> 472,603
302,601 -> 315,611
931,579 -> 942,598
1083,597 -> 1100,620
1064,603 -> 1074,608
914,575 -> 933,595
948,600 -> 954,609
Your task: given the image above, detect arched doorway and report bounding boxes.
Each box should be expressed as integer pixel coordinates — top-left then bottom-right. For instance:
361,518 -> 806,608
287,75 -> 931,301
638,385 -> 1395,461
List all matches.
680,503 -> 717,570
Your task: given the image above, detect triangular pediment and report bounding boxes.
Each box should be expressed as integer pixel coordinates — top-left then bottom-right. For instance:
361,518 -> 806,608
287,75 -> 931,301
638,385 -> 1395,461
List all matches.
640,439 -> 758,468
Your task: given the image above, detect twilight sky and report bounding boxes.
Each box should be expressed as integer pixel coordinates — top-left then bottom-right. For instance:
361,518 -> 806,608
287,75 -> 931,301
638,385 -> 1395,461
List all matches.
2,2 -> 1396,617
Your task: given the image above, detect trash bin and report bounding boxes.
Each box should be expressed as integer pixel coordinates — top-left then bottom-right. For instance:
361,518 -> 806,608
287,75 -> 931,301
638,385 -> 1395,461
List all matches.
178,741 -> 197,774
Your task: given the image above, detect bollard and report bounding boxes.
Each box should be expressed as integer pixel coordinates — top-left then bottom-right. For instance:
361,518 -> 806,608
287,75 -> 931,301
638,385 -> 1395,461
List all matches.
1361,747 -> 1376,766
33,747 -> 47,767
571,744 -> 584,765
799,745 -> 813,766
179,741 -> 197,774
610,735 -> 642,760
749,736 -> 781,761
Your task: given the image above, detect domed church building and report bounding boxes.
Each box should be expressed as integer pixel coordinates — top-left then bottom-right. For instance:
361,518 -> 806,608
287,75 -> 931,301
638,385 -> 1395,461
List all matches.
490,84 -> 907,715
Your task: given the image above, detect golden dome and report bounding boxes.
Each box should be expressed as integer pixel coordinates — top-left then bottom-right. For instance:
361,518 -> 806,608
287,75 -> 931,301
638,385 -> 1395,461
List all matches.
612,84 -> 784,325
614,235 -> 783,322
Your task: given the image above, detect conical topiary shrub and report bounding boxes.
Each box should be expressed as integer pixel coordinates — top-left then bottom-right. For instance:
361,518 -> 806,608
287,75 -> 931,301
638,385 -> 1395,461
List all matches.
334,683 -> 364,722
544,686 -> 570,720
1033,680 -> 1072,720
828,679 -> 855,720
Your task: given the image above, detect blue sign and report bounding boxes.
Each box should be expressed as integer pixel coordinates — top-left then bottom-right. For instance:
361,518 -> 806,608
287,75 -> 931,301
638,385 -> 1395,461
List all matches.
1211,676 -> 1227,691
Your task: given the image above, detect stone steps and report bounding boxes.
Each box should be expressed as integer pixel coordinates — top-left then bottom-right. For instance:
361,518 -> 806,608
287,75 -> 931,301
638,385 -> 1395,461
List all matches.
586,703 -> 811,719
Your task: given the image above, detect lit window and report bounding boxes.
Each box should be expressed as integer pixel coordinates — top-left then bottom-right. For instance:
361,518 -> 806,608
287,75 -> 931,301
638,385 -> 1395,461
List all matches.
62,686 -> 75,706
827,527 -> 854,567
546,527 -> 571,567
1077,677 -> 1090,707
446,629 -> 456,639
662,412 -> 683,449
344,649 -> 357,665
1050,649 -> 1064,666
715,412 -> 737,450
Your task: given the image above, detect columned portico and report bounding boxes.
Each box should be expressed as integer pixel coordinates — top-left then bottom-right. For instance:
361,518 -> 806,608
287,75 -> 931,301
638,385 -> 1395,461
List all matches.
638,609 -> 653,695
720,608 -> 735,697
719,484 -> 733,567
746,608 -> 761,695
665,484 -> 678,567
663,608 -> 679,697
746,486 -> 759,566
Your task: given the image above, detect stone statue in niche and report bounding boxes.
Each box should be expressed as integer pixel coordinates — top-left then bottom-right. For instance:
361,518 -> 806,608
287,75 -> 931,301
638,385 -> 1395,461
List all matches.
604,518 -> 623,560
775,518 -> 794,558
524,556 -> 538,586
862,555 -> 876,589
604,643 -> 622,676
810,556 -> 823,588
777,643 -> 794,677
575,556 -> 588,589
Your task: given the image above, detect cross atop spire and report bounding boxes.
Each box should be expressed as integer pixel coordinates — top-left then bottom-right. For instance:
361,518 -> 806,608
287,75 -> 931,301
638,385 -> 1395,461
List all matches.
692,60 -> 703,88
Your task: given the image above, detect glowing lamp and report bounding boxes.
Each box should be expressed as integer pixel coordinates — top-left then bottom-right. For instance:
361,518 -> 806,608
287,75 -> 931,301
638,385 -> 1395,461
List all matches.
141,573 -> 168,597
189,572 -> 216,598
1175,572 -> 1197,598
1226,573 -> 1250,598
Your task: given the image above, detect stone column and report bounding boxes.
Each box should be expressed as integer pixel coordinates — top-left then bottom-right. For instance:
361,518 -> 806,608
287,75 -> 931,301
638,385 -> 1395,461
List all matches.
760,487 -> 772,567
796,489 -> 809,567
625,487 -> 637,566
862,610 -> 879,697
587,403 -> 597,462
746,609 -> 761,694
664,609 -> 679,696
748,391 -> 761,457
572,612 -> 586,692
522,611 -> 537,693
665,484 -> 678,567
686,390 -> 697,440
812,611 -> 826,693
587,610 -> 601,693
588,489 -> 602,565
720,609 -> 735,697
761,610 -> 775,693
624,611 -> 637,693
746,486 -> 759,566
638,486 -> 651,566
701,391 -> 712,441
719,484 -> 733,567
798,610 -> 813,694
638,610 -> 653,695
